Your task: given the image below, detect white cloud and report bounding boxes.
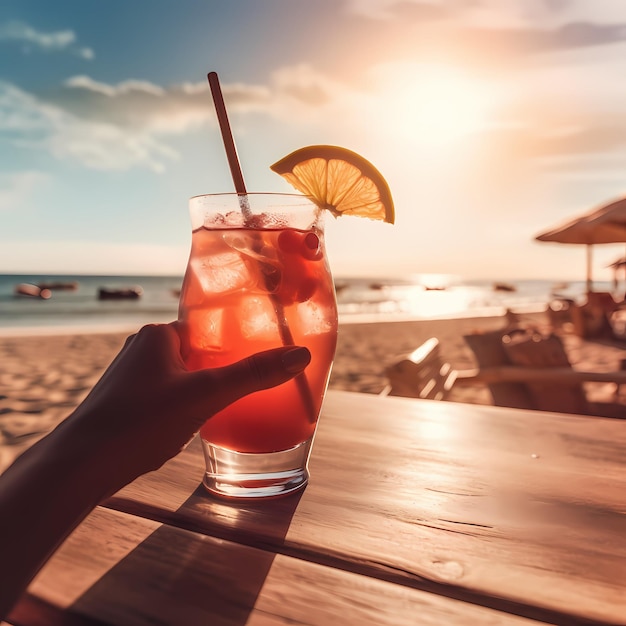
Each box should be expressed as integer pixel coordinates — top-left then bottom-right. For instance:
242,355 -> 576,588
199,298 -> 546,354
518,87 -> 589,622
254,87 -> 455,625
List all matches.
65,75 -> 165,97
7,56 -> 626,176
541,0 -> 626,25
47,76 -> 214,134
0,82 -> 64,132
0,64 -> 363,180
0,81 -> 177,172
0,20 -> 74,48
345,0 -> 626,26
0,66 -> 339,164
0,20 -> 94,59
43,118 -> 178,173
0,171 -> 48,211
2,42 -> 624,183
0,67 -> 352,173
78,47 -> 94,60
45,65 -> 348,134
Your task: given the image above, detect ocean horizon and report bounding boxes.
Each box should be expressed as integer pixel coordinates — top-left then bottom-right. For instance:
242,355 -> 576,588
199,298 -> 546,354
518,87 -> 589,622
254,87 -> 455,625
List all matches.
0,272 -> 613,333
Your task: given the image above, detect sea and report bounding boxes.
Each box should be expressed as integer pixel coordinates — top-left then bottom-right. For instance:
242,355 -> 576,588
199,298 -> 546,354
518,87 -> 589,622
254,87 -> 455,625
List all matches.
0,273 -> 609,334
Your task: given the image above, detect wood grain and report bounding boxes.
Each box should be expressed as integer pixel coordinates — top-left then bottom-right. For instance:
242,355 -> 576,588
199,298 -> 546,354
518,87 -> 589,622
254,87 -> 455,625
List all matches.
12,507 -> 540,626
102,391 -> 626,625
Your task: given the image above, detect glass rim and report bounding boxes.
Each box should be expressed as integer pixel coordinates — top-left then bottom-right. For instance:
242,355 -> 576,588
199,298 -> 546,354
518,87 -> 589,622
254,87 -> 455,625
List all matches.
189,192 -> 309,201
188,191 -> 323,230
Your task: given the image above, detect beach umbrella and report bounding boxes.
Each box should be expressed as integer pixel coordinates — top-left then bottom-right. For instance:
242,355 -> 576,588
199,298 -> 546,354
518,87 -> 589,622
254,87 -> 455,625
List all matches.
535,196 -> 626,292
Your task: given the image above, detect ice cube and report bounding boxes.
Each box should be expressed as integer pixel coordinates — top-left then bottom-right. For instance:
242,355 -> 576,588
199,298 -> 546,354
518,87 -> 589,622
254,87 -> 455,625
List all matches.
222,233 -> 281,294
223,233 -> 278,264
296,301 -> 336,335
185,308 -> 224,351
189,250 -> 255,295
239,296 -> 279,339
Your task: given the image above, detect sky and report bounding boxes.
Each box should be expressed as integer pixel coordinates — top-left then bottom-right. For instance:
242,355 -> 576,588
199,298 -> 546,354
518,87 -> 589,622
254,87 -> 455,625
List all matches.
2,0 -> 626,283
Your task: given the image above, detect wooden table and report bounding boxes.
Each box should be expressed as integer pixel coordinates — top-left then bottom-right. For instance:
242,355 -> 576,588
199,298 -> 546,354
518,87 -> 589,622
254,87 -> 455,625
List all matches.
8,391 -> 626,626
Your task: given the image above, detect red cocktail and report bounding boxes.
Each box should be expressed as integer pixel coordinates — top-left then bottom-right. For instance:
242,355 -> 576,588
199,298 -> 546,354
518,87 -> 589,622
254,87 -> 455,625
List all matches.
178,193 -> 338,497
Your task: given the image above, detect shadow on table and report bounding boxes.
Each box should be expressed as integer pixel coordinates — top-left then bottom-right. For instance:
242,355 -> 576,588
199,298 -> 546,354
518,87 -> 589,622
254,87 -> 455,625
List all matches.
70,485 -> 303,624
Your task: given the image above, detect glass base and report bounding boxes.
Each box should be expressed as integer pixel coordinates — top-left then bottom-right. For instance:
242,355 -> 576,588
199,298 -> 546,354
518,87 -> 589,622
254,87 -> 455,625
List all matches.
201,437 -> 313,499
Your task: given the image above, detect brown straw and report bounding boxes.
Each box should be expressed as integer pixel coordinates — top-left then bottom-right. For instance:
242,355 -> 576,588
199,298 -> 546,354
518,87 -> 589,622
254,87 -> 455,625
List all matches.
206,72 -> 316,422
207,72 -> 247,196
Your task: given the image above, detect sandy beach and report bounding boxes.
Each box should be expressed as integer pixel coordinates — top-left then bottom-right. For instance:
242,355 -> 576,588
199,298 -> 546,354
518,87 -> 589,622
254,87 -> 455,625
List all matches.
1,311 -> 625,474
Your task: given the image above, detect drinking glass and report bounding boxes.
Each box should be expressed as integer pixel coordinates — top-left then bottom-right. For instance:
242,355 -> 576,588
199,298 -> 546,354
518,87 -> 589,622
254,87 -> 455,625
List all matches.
178,193 -> 338,498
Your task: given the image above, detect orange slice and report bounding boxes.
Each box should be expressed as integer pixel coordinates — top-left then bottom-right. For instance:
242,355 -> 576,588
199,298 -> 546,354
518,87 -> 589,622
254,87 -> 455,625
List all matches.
270,145 -> 395,224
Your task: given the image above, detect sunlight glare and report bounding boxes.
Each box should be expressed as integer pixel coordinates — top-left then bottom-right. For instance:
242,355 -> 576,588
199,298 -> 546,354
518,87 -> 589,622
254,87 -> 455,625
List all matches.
379,63 -> 492,149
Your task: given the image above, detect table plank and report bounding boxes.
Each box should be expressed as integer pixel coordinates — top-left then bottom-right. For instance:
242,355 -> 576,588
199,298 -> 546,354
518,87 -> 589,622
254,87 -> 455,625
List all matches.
9,507 -> 539,626
104,391 -> 626,625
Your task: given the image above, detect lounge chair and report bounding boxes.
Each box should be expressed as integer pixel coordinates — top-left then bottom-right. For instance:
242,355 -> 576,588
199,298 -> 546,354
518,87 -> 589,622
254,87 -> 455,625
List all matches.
381,338 -> 456,401
568,292 -> 626,340
460,328 -> 626,418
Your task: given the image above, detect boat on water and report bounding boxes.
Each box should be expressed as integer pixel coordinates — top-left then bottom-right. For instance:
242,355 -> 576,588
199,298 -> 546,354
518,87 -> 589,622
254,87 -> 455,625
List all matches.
14,283 -> 52,299
97,286 -> 143,300
37,280 -> 79,291
493,282 -> 516,293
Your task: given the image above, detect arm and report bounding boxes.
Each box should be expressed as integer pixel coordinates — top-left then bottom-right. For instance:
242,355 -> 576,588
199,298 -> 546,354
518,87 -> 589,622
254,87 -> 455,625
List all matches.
0,322 -> 310,618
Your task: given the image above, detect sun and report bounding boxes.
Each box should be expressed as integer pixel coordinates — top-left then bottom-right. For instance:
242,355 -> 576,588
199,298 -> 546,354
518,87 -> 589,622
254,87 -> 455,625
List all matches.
376,62 -> 493,149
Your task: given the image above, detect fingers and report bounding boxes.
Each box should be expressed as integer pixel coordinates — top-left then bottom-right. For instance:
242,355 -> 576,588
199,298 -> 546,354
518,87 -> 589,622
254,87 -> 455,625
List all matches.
184,346 -> 311,415
125,323 -> 185,371
242,346 -> 312,389
122,324 -> 311,428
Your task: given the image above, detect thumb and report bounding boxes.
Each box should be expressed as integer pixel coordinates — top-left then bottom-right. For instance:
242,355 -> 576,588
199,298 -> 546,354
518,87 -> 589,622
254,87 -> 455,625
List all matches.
183,346 -> 312,416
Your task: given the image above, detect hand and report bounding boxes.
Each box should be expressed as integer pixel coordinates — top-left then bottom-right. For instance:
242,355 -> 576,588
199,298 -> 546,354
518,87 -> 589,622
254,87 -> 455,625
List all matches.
0,322 -> 311,618
56,322 -> 311,490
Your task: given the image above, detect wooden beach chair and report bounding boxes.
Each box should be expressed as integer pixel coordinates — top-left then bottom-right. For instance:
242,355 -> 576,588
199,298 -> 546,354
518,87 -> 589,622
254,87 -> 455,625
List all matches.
568,292 -> 626,340
381,337 -> 457,401
459,328 -> 626,418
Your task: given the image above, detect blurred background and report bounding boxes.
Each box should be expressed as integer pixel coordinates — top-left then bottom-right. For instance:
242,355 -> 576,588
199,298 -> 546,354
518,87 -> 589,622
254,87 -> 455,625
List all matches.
2,0 -> 626,297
